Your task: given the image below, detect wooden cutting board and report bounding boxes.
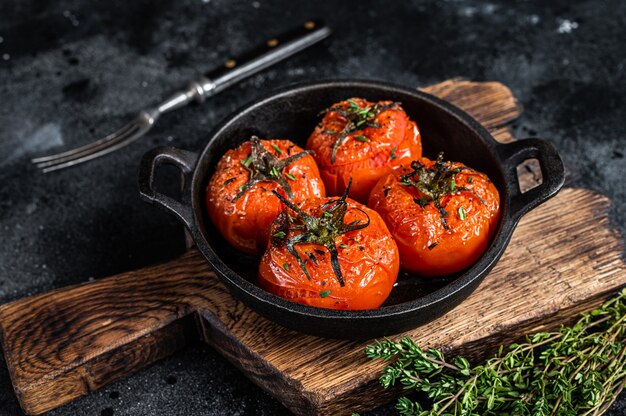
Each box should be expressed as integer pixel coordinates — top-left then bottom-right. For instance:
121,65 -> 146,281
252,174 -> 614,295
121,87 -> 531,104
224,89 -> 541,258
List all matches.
1,80 -> 625,416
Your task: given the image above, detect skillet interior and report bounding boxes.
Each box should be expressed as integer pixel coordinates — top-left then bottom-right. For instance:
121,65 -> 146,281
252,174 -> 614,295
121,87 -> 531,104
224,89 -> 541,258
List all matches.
188,81 -> 511,338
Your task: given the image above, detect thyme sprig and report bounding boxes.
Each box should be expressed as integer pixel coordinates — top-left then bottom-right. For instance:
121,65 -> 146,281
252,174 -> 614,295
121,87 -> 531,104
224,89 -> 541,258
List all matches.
322,99 -> 400,164
400,153 -> 484,229
365,289 -> 626,416
232,136 -> 309,202
271,180 -> 370,286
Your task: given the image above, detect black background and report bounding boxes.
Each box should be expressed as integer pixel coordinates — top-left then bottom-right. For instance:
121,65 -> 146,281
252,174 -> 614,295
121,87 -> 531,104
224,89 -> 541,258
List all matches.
0,0 -> 625,415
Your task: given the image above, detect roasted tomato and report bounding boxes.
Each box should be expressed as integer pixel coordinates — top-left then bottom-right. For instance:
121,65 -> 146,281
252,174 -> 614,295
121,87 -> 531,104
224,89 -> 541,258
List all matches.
206,136 -> 325,255
258,184 -> 400,310
368,154 -> 500,276
306,98 -> 422,203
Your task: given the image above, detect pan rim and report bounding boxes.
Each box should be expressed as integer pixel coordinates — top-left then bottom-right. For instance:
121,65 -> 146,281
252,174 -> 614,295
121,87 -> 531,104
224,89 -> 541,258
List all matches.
186,79 -> 516,321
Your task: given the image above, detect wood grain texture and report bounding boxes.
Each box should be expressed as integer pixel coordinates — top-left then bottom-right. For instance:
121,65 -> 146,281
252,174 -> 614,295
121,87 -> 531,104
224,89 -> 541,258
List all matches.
1,80 -> 624,416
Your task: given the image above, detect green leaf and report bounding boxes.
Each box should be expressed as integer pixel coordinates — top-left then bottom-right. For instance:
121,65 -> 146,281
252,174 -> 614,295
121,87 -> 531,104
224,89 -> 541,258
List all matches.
285,172 -> 297,181
458,206 -> 466,220
390,146 -> 397,160
320,290 -> 332,298
355,135 -> 369,142
360,289 -> 626,416
272,144 -> 283,155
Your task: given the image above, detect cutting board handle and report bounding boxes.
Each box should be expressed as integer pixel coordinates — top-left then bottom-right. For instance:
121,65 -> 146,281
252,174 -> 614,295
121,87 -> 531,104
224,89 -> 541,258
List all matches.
0,250 -> 216,415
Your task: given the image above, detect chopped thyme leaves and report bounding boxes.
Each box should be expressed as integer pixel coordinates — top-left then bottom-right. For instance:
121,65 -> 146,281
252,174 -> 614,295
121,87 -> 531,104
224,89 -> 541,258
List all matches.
428,241 -> 439,250
468,176 -> 473,183
458,206 -> 466,220
270,180 -> 370,286
322,99 -> 401,164
232,136 -> 311,202
284,172 -> 297,181
269,166 -> 280,178
223,177 -> 236,186
273,231 -> 286,239
340,244 -> 349,249
241,154 -> 253,168
272,144 -> 283,155
355,135 -> 369,142
413,196 -> 429,208
324,130 -> 337,135
283,263 -> 290,271
320,290 -> 332,298
390,146 -> 397,160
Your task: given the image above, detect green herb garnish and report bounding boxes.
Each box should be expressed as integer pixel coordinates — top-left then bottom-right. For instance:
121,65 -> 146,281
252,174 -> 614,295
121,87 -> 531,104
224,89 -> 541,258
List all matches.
283,263 -> 289,271
232,136 -> 310,202
365,289 -> 626,416
355,135 -> 369,142
401,153 -> 483,229
390,146 -> 397,160
285,172 -> 297,181
428,241 -> 439,250
272,144 -> 283,155
271,179 -> 369,286
273,231 -> 286,239
320,290 -> 332,298
458,206 -> 466,220
321,99 -> 401,164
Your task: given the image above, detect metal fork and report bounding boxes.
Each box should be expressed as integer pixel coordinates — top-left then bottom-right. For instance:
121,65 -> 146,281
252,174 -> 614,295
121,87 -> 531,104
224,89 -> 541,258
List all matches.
32,20 -> 331,173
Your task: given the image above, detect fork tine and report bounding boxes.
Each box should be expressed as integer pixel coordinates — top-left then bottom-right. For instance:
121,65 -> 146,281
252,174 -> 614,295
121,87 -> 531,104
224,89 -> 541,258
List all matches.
39,122 -> 151,173
34,123 -> 143,169
31,120 -> 139,163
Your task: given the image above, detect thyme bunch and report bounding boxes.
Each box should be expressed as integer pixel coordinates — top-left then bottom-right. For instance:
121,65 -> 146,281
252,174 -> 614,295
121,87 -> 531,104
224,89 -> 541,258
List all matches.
364,289 -> 626,416
233,136 -> 309,202
322,99 -> 400,164
271,180 -> 370,286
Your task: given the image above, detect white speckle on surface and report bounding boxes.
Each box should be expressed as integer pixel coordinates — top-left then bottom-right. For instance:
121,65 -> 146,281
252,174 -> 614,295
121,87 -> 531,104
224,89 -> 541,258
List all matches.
529,14 -> 540,25
62,10 -> 80,27
557,19 -> 578,34
1,123 -> 64,166
2,53 -> 9,61
460,3 -> 497,17
166,135 -> 174,142
461,6 -> 477,17
25,202 -> 37,215
286,67 -> 305,76
252,1 -> 260,8
201,0 -> 211,3
141,81 -> 148,87
0,36 -> 4,43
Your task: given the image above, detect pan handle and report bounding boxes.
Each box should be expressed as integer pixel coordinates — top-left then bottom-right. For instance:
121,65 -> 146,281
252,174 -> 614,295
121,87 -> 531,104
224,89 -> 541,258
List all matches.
138,146 -> 198,229
496,138 -> 565,221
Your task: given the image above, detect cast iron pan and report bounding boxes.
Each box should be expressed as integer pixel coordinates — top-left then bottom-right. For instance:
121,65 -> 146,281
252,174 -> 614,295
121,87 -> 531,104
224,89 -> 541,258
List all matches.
138,80 -> 565,339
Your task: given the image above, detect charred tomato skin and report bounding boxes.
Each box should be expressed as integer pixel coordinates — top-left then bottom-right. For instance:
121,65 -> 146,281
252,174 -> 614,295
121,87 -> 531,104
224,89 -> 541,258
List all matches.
258,197 -> 400,310
306,98 -> 422,203
206,139 -> 325,255
368,158 -> 500,277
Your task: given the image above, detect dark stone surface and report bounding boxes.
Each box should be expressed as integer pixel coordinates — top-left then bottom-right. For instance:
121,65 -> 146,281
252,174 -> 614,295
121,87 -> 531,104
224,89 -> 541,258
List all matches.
0,0 -> 624,415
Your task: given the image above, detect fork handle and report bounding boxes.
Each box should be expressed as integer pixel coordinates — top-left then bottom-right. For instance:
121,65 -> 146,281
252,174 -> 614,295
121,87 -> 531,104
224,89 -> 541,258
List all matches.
202,19 -> 331,97
155,20 -> 330,114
